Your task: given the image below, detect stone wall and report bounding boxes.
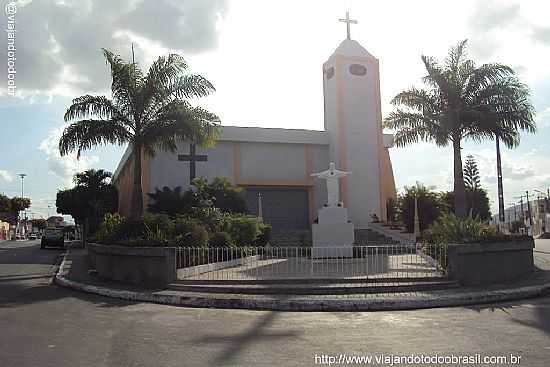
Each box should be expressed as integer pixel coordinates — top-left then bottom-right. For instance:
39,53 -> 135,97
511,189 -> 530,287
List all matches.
446,239 -> 534,286
88,243 -> 176,287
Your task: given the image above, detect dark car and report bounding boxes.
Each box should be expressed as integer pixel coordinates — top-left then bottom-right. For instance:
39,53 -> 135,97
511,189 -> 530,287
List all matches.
41,228 -> 64,249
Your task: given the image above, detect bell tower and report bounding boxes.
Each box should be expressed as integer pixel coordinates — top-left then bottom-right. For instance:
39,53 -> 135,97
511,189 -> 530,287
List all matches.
322,13 -> 395,228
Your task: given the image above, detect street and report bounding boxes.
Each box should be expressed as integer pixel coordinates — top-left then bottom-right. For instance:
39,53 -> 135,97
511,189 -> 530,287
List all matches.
1,240 -> 550,367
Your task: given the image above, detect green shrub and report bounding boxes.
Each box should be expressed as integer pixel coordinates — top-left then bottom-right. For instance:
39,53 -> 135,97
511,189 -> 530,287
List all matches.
178,225 -> 209,247
95,213 -> 124,242
209,231 -> 234,248
398,183 -> 443,233
172,216 -> 209,247
117,218 -> 146,239
423,212 -> 497,244
223,215 -> 260,246
143,212 -> 173,234
255,224 -> 272,246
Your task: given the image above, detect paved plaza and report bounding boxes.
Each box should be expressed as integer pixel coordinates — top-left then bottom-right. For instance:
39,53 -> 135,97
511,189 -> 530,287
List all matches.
181,252 -> 442,280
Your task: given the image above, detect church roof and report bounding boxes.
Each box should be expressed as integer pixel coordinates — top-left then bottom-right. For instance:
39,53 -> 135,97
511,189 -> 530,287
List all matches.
112,126 -> 329,181
326,39 -> 377,61
219,126 -> 328,145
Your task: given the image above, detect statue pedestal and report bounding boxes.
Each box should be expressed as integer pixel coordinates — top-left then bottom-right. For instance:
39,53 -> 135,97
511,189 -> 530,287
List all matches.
312,207 -> 354,258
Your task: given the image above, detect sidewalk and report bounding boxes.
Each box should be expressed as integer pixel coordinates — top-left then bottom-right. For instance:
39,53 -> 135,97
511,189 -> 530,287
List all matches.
55,246 -> 550,311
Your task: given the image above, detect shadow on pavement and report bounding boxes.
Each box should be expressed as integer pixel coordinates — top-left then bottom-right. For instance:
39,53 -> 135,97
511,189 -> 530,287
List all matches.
0,243 -> 137,309
465,296 -> 550,337
195,302 -> 303,365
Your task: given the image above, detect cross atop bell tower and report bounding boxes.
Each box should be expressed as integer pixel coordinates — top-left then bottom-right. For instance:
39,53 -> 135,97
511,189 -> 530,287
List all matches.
338,11 -> 357,40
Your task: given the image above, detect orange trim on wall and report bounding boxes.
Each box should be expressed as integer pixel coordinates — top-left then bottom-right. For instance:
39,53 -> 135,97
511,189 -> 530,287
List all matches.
237,180 -> 314,187
374,59 -> 386,220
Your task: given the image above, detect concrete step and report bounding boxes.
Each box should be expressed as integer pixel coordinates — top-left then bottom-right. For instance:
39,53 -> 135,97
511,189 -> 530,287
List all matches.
168,278 -> 458,295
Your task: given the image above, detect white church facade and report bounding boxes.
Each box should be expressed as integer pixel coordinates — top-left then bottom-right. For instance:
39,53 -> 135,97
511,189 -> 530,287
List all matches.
113,25 -> 397,232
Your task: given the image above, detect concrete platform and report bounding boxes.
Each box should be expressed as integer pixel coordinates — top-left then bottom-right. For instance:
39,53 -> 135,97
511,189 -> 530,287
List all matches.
178,253 -> 441,281
54,245 -> 550,311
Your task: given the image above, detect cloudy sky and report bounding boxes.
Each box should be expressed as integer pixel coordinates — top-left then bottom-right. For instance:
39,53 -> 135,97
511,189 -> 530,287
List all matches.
1,0 -> 550,218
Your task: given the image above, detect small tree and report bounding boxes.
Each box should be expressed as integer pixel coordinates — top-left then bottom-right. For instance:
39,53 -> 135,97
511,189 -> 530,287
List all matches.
463,155 -> 481,192
10,197 -> 31,215
398,183 -> 443,233
30,219 -> 47,233
56,169 -> 118,244
441,190 -> 491,221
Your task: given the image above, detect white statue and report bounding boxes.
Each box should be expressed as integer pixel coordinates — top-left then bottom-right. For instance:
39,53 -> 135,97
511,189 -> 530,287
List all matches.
311,162 -> 351,207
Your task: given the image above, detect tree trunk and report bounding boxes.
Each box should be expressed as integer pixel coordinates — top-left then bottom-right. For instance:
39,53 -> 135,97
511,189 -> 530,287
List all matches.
129,145 -> 143,219
83,218 -> 88,249
496,137 -> 505,223
453,138 -> 467,217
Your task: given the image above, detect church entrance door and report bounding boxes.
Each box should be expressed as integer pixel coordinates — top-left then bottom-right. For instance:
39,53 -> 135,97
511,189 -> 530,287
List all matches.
244,188 -> 309,232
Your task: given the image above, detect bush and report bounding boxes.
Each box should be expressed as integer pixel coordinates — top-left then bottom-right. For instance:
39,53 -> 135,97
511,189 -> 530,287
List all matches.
398,183 -> 443,233
255,224 -> 272,246
423,212 -> 498,244
209,231 -> 234,248
147,177 -> 246,216
143,212 -> 173,234
178,225 -> 209,247
223,215 -> 261,246
95,213 -> 124,242
172,216 -> 209,247
118,218 -> 146,239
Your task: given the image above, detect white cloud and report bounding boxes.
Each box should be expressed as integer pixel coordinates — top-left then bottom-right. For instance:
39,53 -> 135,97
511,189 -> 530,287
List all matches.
38,126 -> 99,187
8,0 -> 227,96
535,107 -> 550,129
0,170 -> 13,183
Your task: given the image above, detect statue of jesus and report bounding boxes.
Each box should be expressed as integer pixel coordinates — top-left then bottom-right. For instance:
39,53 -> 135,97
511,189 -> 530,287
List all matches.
311,162 -> 351,207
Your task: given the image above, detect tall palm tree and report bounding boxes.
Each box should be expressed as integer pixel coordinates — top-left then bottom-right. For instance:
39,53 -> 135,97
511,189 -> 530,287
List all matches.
384,40 -> 535,217
59,49 -> 220,218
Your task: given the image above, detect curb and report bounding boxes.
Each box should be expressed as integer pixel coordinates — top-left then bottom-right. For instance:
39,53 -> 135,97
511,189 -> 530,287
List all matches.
54,250 -> 550,312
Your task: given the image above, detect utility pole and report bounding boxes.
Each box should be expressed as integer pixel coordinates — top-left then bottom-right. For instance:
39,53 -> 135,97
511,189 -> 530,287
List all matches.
526,190 -> 533,227
496,137 -> 505,223
515,195 -> 526,222
18,173 -> 27,238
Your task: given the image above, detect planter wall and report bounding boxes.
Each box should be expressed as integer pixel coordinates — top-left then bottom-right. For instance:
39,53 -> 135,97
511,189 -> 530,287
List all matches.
447,239 -> 534,286
88,243 -> 176,287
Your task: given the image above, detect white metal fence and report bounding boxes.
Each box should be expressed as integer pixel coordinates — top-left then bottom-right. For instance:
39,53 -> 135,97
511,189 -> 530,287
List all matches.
176,244 -> 447,281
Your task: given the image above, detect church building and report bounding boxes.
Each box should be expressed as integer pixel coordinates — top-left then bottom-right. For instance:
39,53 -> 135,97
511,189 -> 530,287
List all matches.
113,15 -> 397,232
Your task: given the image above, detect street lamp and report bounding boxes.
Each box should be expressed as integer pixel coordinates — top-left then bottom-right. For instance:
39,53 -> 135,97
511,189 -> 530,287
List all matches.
17,173 -> 27,238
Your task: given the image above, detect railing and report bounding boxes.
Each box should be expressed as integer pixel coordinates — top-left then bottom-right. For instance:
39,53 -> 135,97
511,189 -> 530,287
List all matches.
176,244 -> 447,281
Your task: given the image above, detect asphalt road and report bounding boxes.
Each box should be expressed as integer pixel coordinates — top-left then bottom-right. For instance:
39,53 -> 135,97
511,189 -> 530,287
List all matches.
1,240 -> 550,367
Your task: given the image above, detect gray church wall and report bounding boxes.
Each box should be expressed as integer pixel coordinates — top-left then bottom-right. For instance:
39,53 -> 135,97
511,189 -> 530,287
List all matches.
310,144 -> 329,217
239,142 -> 306,183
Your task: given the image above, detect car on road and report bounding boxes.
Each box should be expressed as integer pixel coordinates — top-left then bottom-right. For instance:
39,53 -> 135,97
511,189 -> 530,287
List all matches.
41,228 -> 64,249
28,233 -> 38,240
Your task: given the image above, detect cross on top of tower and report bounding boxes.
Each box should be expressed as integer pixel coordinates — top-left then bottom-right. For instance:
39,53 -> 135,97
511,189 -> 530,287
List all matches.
338,11 -> 357,40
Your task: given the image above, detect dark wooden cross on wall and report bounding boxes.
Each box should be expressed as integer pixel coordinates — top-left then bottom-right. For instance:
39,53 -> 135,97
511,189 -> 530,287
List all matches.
178,143 -> 208,181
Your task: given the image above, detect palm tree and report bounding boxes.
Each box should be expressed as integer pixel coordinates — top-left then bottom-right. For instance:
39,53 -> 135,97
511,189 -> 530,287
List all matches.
59,49 -> 220,218
384,40 -> 535,217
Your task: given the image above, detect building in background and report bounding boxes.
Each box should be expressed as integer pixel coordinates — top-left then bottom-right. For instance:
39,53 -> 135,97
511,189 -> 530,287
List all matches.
0,221 -> 10,241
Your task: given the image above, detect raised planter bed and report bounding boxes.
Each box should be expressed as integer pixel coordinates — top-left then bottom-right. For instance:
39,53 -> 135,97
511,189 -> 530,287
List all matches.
88,243 -> 176,287
446,239 -> 534,286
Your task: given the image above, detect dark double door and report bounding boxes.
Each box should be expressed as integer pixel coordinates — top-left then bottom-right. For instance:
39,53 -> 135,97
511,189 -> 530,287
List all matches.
245,188 -> 309,232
